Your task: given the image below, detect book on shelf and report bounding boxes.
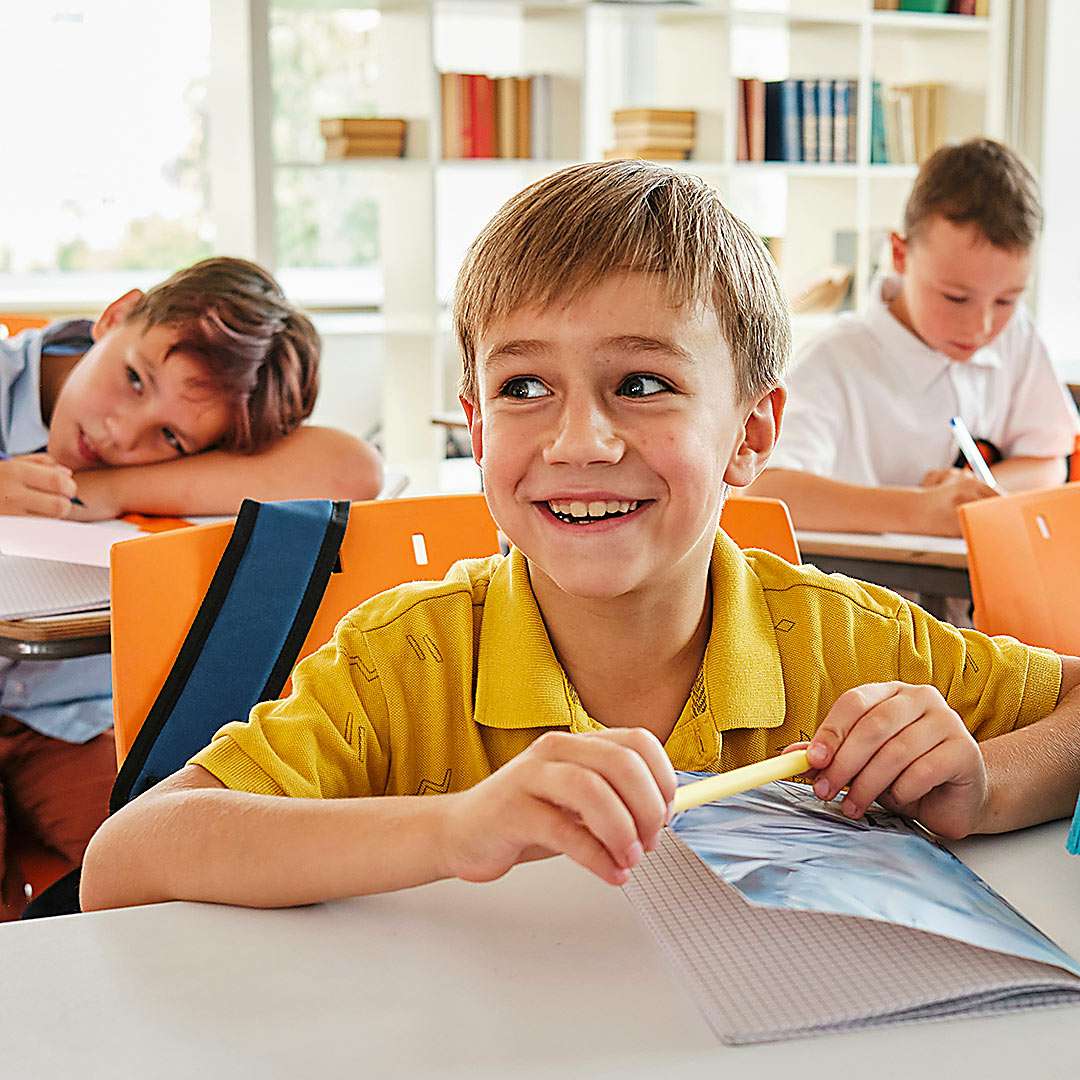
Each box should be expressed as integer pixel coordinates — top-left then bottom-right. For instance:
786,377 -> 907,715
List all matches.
604,146 -> 690,162
763,80 -> 800,163
816,80 -> 833,165
319,117 -> 407,140
832,78 -> 857,164
800,79 -> 818,163
737,79 -> 765,162
323,134 -> 406,160
612,107 -> 695,126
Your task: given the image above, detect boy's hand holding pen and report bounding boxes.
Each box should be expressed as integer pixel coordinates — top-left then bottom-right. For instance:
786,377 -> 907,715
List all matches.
0,449 -> 83,516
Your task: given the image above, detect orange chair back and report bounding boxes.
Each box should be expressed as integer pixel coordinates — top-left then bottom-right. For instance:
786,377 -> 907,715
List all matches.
110,494 -> 500,765
719,495 -> 801,563
959,485 -> 1080,654
0,314 -> 48,338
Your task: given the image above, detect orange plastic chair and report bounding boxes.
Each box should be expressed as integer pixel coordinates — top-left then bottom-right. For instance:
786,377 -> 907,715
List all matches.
719,495 -> 801,564
109,494 -> 500,765
0,314 -> 48,339
959,485 -> 1080,654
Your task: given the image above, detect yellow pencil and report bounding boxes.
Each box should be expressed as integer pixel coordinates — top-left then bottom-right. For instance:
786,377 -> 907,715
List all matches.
671,750 -> 810,814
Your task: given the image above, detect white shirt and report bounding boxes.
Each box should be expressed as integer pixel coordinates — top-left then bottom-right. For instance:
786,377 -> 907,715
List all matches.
770,278 -> 1080,487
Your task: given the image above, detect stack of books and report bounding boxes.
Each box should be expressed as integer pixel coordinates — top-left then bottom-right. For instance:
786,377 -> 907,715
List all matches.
320,117 -> 406,160
604,108 -> 695,162
737,78 -> 857,164
870,81 -> 946,164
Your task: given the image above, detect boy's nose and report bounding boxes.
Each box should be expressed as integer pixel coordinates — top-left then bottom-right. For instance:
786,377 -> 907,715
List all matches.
104,412 -> 140,453
543,398 -> 624,466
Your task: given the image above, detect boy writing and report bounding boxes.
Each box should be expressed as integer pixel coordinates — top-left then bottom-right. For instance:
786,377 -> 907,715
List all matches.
81,164 -> 1080,911
751,138 -> 1079,537
1,256 -> 381,918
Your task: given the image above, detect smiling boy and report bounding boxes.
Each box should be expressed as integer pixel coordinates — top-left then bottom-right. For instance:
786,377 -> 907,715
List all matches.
752,138 -> 1079,537
81,162 -> 1080,912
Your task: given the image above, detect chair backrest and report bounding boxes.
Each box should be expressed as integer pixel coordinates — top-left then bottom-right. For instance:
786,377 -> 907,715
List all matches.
0,314 -> 48,339
719,495 -> 801,564
110,493 -> 500,766
959,485 -> 1080,654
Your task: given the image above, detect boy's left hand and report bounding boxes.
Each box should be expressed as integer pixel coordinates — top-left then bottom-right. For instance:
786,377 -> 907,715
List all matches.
799,682 -> 988,838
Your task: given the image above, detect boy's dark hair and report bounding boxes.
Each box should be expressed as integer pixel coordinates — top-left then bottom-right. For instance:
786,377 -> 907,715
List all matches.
454,160 -> 791,404
904,138 -> 1042,250
125,257 -> 320,452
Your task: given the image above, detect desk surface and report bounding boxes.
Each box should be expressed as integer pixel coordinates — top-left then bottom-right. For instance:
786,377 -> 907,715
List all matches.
797,529 -> 968,570
2,820 -> 1076,1079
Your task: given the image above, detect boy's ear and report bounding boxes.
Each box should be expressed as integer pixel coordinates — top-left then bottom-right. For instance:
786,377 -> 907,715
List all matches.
890,231 -> 908,276
723,384 -> 787,489
460,395 -> 484,466
91,289 -> 144,341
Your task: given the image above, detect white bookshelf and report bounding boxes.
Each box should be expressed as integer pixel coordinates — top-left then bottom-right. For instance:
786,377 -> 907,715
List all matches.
258,0 -> 1013,478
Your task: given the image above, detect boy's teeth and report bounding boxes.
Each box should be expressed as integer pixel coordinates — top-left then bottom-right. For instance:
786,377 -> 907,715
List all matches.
548,499 -> 639,520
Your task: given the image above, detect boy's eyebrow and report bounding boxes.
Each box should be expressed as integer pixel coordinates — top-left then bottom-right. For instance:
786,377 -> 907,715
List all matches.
938,278 -> 1026,296
484,334 -> 695,364
598,334 -> 695,362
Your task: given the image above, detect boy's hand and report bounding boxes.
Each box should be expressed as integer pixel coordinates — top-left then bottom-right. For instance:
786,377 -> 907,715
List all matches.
440,728 -> 676,887
802,682 -> 988,838
0,453 -> 78,517
916,469 -> 998,536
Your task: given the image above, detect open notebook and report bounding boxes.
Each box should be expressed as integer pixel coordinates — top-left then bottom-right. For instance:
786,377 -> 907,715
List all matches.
623,780 -> 1080,1044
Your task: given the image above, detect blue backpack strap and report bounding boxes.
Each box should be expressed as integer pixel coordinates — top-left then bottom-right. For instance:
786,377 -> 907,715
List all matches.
110,497 -> 350,812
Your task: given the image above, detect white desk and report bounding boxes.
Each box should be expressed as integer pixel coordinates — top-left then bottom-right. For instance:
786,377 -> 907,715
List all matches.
2,821 -> 1077,1079
798,530 -> 970,619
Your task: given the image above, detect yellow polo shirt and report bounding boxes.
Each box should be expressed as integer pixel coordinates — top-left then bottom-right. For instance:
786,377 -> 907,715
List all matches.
190,532 -> 1062,799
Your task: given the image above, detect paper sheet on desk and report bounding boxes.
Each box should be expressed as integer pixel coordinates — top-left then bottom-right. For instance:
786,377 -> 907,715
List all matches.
670,776 -> 1080,977
0,554 -> 109,618
0,517 -> 143,568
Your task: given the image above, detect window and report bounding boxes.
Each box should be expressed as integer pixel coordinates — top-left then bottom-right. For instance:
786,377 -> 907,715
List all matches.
0,1 -> 211,307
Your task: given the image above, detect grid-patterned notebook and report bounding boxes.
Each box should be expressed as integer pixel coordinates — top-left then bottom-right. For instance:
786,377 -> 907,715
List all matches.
0,553 -> 110,620
623,828 -> 1080,1045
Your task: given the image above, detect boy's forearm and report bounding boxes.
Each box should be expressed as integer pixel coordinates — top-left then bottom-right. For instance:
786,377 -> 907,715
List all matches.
991,454 -> 1068,493
748,469 -> 929,534
70,426 -> 383,519
976,672 -> 1080,834
80,774 -> 455,910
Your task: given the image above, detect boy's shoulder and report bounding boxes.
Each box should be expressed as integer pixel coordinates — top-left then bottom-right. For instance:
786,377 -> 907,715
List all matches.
742,546 -> 907,625
339,553 -> 506,638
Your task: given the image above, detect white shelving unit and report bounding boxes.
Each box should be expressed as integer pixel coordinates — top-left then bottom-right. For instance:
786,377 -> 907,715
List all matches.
257,0 -> 1014,483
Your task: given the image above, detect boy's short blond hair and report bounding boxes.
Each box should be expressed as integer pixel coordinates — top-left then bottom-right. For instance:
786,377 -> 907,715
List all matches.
454,160 -> 791,404
904,138 -> 1042,251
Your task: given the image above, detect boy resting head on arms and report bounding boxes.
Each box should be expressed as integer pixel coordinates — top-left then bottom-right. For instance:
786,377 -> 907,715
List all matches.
0,256 -> 380,919
1,255 -> 382,520
80,163 -> 1080,912
751,138 -> 1079,537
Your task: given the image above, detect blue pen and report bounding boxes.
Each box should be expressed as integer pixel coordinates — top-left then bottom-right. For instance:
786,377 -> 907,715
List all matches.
949,416 -> 1004,493
0,447 -> 85,505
